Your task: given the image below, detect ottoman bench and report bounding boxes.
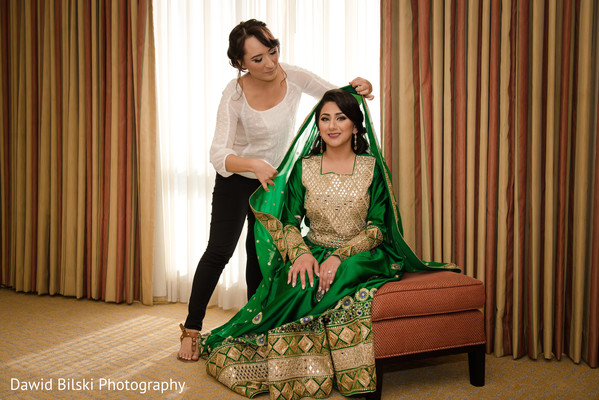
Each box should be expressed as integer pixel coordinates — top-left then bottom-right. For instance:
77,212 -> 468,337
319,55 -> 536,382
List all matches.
367,270 -> 486,399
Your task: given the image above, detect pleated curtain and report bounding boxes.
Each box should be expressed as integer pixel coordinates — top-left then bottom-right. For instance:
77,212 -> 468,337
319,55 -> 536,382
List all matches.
381,0 -> 598,367
0,0 -> 157,305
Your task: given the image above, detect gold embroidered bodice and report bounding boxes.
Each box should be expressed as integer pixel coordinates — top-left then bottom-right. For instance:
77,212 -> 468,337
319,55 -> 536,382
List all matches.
302,155 -> 375,248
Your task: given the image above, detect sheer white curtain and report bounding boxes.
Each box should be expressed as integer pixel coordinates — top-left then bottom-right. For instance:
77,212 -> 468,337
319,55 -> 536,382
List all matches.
153,0 -> 380,309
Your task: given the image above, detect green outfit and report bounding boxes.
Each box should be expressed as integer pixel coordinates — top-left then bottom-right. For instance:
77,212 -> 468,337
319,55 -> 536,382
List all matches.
199,87 -> 459,399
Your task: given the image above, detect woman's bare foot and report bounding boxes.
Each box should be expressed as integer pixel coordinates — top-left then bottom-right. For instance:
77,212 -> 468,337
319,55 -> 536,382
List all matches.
178,324 -> 200,361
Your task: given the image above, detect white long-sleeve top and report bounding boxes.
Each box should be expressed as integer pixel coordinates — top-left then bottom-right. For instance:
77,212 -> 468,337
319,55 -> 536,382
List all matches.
209,63 -> 335,179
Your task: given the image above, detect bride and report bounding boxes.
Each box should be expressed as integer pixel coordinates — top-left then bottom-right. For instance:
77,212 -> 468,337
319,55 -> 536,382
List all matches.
197,88 -> 459,399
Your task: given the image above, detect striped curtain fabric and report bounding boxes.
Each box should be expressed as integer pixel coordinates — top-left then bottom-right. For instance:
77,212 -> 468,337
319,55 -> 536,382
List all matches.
0,0 -> 157,305
381,0 -> 598,367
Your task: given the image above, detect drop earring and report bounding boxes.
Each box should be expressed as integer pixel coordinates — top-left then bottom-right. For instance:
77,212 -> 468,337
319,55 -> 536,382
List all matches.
320,137 -> 324,153
353,133 -> 357,151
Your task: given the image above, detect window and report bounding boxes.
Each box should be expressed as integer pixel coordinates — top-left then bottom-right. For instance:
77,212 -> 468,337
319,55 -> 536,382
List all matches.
153,0 -> 380,307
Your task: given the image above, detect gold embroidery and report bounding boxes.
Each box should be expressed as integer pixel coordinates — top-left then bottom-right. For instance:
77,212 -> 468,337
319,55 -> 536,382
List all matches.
254,211 -> 287,260
330,341 -> 375,372
268,322 -> 335,398
205,288 -> 379,399
252,312 -> 263,325
331,224 -> 383,261
325,295 -> 377,395
206,342 -> 269,397
283,225 -> 311,262
303,155 -> 375,248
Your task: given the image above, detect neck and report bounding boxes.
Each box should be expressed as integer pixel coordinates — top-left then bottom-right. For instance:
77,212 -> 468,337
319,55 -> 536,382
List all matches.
323,147 -> 355,161
245,66 -> 282,88
321,147 -> 356,175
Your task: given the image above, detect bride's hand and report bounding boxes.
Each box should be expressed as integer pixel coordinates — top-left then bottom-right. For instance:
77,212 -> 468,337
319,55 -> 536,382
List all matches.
288,253 -> 319,290
318,255 -> 341,294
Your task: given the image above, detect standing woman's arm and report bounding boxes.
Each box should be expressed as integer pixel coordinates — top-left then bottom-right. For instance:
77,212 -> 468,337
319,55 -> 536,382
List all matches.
209,83 -> 278,190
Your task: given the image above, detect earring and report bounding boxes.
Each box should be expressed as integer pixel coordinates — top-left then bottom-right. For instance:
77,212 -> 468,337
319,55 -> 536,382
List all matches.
320,137 -> 324,153
353,133 -> 357,151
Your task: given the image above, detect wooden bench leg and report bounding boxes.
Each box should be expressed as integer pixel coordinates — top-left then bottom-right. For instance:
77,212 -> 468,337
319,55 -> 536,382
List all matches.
468,344 -> 486,386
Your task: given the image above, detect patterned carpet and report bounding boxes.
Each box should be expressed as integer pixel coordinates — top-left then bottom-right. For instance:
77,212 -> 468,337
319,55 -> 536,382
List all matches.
0,288 -> 597,399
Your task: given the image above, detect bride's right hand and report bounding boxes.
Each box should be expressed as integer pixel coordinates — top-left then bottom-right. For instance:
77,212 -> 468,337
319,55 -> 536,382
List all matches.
288,253 -> 319,290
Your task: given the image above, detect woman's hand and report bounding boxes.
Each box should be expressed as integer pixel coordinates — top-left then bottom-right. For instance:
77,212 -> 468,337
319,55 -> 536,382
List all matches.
224,155 -> 277,191
350,77 -> 374,100
318,255 -> 341,294
288,253 -> 319,290
252,159 -> 278,191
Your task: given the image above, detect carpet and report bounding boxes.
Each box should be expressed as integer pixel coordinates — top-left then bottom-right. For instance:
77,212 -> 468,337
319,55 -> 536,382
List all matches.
0,288 -> 596,399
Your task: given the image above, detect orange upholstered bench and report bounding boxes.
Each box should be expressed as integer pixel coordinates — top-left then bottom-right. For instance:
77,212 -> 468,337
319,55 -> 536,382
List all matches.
367,270 -> 486,399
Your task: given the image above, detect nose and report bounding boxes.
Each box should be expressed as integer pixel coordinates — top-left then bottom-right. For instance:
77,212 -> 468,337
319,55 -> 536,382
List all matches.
266,55 -> 276,68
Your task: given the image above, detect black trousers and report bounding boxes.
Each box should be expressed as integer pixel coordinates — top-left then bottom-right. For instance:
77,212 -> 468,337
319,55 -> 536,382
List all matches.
184,173 -> 262,330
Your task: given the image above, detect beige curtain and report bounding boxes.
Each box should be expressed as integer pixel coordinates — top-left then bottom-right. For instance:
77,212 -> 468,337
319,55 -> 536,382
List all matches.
381,0 -> 598,367
0,0 -> 157,305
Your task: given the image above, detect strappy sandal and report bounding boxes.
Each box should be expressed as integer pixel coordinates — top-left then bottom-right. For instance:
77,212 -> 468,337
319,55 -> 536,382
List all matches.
178,323 -> 200,362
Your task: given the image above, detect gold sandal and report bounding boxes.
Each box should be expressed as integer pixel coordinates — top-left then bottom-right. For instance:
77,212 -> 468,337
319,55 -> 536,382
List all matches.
178,323 -> 200,362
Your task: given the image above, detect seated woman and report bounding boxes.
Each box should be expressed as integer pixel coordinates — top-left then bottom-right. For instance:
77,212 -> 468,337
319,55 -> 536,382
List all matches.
198,88 -> 459,399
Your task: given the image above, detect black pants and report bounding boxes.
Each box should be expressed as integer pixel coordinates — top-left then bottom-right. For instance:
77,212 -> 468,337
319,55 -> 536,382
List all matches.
184,173 -> 262,330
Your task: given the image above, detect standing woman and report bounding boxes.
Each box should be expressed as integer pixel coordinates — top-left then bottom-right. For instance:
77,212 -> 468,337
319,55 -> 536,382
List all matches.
178,19 -> 373,361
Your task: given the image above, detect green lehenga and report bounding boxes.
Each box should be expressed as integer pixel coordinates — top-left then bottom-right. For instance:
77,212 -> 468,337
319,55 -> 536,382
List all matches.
199,87 -> 459,399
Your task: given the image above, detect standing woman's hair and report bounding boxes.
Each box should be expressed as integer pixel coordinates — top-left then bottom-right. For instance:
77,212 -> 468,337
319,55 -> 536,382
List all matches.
227,19 -> 280,73
310,89 -> 369,156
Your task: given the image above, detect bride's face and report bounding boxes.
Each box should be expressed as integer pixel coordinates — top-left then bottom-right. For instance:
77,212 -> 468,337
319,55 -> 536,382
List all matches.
318,102 -> 357,151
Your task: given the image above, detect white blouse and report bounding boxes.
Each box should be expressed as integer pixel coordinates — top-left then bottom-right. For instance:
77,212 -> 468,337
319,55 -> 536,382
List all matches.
209,63 -> 335,179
